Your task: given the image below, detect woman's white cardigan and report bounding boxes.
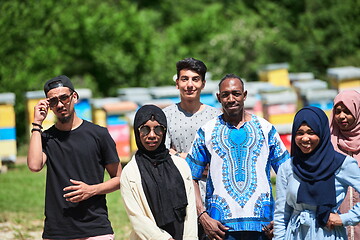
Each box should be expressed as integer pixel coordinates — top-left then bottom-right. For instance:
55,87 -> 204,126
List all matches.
120,155 -> 198,240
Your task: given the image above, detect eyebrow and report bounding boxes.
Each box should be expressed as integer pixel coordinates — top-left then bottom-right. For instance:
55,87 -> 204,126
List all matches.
221,90 -> 241,92
220,90 -> 242,94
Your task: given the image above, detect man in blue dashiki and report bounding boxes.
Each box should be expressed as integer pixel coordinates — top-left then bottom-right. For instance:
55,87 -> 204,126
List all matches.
186,74 -> 290,240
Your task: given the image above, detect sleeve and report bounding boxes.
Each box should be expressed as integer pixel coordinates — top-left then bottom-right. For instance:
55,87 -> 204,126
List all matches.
165,127 -> 171,149
120,165 -> 172,240
274,160 -> 293,240
185,127 -> 210,180
163,107 -> 171,149
179,159 -> 198,240
336,157 -> 360,226
41,131 -> 50,155
268,125 -> 290,173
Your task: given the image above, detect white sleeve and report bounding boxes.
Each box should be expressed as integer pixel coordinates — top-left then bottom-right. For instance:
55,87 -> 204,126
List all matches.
337,156 -> 360,226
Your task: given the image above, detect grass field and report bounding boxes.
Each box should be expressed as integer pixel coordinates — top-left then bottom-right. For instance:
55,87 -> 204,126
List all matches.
0,162 -> 131,240
0,160 -> 277,239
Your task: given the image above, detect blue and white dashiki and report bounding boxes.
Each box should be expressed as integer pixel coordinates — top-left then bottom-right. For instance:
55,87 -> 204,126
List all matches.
186,114 -> 290,232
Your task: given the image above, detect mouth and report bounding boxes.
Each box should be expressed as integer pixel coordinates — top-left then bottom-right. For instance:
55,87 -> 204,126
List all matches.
300,143 -> 311,149
299,142 -> 314,153
185,90 -> 195,95
146,141 -> 158,147
57,108 -> 67,114
226,104 -> 238,110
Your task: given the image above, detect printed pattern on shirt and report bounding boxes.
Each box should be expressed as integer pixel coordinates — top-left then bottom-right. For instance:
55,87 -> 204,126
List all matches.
207,195 -> 232,220
186,114 -> 290,232
254,192 -> 272,218
268,126 -> 286,172
212,118 -> 265,208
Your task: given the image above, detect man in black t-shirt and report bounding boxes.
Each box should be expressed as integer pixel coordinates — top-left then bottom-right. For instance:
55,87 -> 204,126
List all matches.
27,75 -> 122,240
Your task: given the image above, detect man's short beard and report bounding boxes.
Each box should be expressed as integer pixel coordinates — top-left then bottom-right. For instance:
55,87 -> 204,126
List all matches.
57,110 -> 74,123
58,115 -> 71,123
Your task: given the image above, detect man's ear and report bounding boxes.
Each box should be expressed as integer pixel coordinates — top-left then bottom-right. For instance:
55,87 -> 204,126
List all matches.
201,80 -> 206,90
73,92 -> 79,104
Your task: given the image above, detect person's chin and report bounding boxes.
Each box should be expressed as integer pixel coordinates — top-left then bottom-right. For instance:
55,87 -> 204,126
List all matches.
299,147 -> 314,154
183,94 -> 197,99
183,90 -> 199,96
226,109 -> 240,117
58,115 -> 71,124
339,123 -> 350,130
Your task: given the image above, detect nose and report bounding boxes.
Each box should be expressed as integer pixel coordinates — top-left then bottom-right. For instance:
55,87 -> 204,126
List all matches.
56,99 -> 65,107
186,79 -> 194,88
339,111 -> 346,119
147,129 -> 157,138
228,93 -> 235,102
301,135 -> 310,141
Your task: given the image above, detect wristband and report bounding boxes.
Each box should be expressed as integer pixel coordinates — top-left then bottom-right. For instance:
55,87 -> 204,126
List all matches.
174,152 -> 181,157
197,210 -> 207,221
31,128 -> 42,133
32,122 -> 43,129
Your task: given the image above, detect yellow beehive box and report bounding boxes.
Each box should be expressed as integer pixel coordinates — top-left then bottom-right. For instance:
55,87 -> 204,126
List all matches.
0,140 -> 17,158
93,109 -> 107,127
0,93 -> 16,163
268,113 -> 296,125
0,93 -> 16,128
0,104 -> 15,127
260,87 -> 298,123
92,98 -> 122,128
258,63 -> 290,87
327,66 -> 360,92
337,79 -> 360,91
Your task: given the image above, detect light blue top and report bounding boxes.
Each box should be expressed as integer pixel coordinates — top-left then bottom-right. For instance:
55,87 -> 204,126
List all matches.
274,156 -> 360,240
186,114 -> 289,232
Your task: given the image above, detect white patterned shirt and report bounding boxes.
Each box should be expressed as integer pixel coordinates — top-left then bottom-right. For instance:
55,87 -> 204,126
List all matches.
163,103 -> 221,153
186,114 -> 290,232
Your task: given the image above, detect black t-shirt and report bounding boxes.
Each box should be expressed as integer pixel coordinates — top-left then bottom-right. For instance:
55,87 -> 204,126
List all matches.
41,120 -> 120,239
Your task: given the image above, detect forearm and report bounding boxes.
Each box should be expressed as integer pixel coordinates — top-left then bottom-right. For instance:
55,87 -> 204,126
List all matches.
169,148 -> 188,159
93,176 -> 120,195
87,162 -> 122,197
27,100 -> 49,172
193,180 -> 206,214
27,130 -> 46,172
340,197 -> 360,226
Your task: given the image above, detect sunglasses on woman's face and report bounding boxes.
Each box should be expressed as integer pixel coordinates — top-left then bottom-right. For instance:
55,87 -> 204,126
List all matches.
139,125 -> 166,136
48,92 -> 74,108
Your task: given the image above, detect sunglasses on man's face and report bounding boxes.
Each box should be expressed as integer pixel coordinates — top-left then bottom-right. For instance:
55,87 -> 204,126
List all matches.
48,92 -> 74,108
138,125 -> 166,136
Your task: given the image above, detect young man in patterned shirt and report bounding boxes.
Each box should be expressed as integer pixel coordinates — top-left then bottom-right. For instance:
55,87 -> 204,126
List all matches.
186,74 -> 290,240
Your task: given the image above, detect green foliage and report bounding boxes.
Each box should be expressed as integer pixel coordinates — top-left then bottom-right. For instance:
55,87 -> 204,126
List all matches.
0,0 -> 359,145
